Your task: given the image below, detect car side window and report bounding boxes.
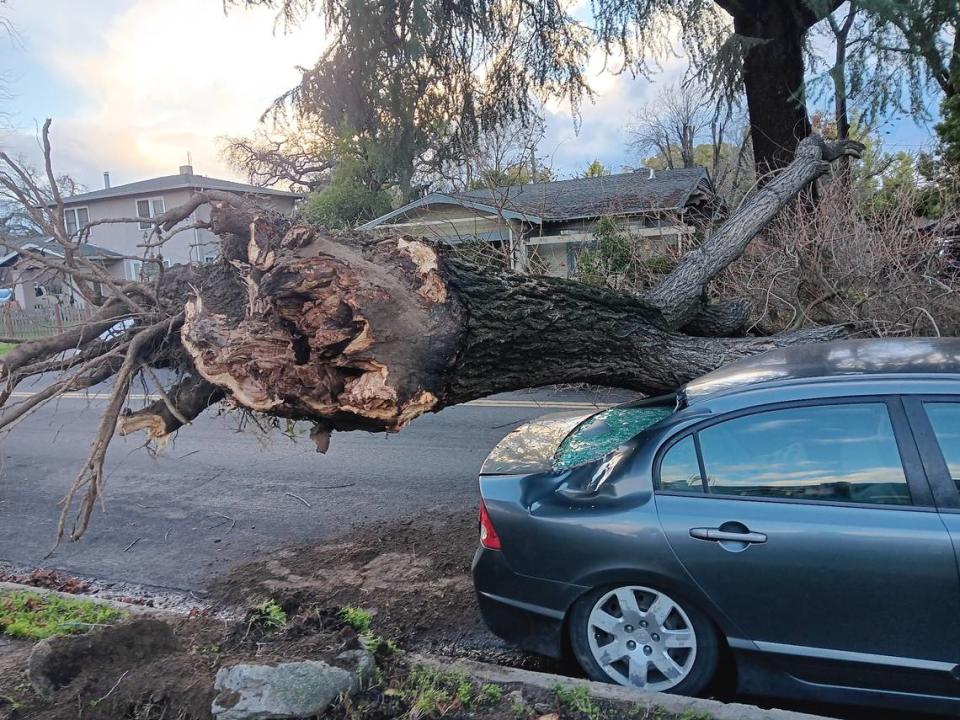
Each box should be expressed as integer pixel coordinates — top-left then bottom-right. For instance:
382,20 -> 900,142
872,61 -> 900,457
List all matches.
923,402 -> 960,493
659,436 -> 704,493
695,403 -> 912,506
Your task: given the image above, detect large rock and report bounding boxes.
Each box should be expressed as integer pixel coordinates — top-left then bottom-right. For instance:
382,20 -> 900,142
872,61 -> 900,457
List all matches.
212,650 -> 374,720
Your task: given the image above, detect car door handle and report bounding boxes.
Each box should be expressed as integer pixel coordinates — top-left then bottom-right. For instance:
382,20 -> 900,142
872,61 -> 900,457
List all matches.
689,527 -> 767,544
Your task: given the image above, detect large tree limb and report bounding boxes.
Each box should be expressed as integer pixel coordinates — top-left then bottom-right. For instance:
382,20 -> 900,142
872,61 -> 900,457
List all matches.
643,135 -> 864,329
177,225 -> 846,436
680,298 -> 753,337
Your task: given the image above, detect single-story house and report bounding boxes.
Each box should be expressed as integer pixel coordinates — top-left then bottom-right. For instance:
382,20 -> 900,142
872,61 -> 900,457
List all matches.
361,168 -> 723,277
0,237 -> 121,310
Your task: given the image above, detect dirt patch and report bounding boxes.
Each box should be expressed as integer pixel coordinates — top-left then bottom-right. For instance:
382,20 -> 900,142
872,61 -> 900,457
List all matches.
0,508 -> 577,719
213,506 -> 574,674
213,507 -> 482,649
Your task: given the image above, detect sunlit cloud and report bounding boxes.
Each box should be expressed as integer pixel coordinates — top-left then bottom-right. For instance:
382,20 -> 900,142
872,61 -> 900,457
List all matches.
2,0 -> 326,187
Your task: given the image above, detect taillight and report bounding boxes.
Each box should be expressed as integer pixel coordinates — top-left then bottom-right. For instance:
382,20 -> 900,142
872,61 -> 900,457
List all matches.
478,499 -> 501,550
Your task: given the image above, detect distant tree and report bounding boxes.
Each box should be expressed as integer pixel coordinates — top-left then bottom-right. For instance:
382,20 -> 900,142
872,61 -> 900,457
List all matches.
807,2 -> 928,144
583,160 -> 610,178
628,82 -> 753,202
457,116 -> 553,191
857,1 -> 959,101
469,164 -> 552,190
938,97 -> 960,172
222,113 -> 338,193
627,83 -> 718,170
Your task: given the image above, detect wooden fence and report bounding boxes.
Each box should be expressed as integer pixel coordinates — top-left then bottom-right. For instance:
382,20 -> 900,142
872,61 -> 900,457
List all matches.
0,304 -> 94,340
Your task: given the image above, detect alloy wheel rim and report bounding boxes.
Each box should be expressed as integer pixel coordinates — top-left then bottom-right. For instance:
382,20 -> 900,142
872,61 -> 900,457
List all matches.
586,585 -> 698,692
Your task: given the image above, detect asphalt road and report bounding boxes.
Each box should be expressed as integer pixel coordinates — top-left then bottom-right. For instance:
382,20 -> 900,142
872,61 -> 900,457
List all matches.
0,382 -> 632,591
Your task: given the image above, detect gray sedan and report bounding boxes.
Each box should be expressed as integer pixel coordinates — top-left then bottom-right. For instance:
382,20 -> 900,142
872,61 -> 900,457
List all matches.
472,338 -> 960,715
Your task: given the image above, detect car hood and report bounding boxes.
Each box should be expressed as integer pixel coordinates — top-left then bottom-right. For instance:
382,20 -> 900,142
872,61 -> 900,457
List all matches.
480,403 -> 677,476
480,411 -> 593,475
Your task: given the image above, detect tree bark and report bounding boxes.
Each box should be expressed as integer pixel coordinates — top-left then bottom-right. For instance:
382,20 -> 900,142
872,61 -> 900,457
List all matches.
736,7 -> 810,171
714,0 -> 843,171
643,136 -> 864,328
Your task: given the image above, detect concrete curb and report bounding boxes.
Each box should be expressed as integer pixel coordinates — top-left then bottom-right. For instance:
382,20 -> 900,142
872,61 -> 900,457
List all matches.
0,580 -> 184,618
409,653 -> 840,720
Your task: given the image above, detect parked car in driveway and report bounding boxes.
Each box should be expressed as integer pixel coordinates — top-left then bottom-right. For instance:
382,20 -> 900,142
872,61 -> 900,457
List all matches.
472,338 -> 960,714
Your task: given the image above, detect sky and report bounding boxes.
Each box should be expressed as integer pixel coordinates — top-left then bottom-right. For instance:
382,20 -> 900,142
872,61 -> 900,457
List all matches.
0,0 -> 942,192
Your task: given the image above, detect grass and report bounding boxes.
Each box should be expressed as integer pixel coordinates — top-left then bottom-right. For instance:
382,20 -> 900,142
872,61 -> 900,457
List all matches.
555,683 -> 601,720
392,666 -> 503,716
0,590 -> 126,640
0,343 -> 15,357
337,605 -> 399,654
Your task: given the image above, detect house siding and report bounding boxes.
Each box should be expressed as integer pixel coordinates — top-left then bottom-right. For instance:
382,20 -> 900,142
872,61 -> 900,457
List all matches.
371,205 -> 512,244
65,189 -> 298,272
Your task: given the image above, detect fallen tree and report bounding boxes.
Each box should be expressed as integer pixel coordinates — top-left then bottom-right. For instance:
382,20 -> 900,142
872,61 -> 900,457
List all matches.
0,123 -> 863,541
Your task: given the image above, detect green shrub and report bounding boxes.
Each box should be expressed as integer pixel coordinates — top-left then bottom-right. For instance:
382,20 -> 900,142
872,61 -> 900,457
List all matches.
339,605 -> 372,633
554,683 -> 600,720
248,600 -> 287,630
399,666 -> 504,716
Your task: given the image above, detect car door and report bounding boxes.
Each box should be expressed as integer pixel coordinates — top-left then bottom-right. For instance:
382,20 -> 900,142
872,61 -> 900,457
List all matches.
904,396 -> 960,572
654,397 -> 960,694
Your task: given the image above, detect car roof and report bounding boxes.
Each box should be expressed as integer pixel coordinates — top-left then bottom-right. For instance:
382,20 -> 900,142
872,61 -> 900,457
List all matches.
681,338 -> 960,406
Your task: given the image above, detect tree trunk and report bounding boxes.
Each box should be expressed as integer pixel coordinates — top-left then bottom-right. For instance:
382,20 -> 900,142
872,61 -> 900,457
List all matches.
177,226 -> 845,442
732,3 -> 816,172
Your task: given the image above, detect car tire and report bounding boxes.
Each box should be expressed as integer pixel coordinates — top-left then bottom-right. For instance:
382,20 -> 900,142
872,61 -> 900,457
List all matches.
569,583 -> 720,696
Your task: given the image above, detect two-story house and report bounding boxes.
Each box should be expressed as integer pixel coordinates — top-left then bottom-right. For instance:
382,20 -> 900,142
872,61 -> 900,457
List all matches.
0,165 -> 302,309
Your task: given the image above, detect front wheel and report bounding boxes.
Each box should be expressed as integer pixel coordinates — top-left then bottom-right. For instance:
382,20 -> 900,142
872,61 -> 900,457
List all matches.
569,584 -> 719,695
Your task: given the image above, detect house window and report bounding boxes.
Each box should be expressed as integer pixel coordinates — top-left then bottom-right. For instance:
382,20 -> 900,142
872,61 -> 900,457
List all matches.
127,258 -> 171,281
136,197 -> 165,229
125,259 -> 143,281
64,207 -> 89,236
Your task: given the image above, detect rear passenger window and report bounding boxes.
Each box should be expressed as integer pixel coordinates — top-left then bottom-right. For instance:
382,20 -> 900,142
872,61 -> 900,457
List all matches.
696,404 -> 911,505
924,403 -> 960,492
659,436 -> 704,493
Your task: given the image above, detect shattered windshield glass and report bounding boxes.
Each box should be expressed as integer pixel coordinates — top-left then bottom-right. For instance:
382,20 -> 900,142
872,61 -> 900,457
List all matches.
553,405 -> 674,471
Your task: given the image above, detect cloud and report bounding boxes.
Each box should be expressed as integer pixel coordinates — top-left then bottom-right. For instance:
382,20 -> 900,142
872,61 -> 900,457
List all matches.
2,0 -> 326,188
542,51 -> 687,178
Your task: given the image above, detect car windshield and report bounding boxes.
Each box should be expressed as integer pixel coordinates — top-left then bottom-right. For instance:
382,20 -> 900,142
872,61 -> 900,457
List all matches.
553,400 -> 675,471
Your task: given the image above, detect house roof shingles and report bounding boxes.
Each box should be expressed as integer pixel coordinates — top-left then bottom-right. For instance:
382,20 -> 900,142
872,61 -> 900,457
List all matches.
63,173 -> 304,205
0,237 -> 121,266
362,167 -> 715,229
452,167 -> 709,221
